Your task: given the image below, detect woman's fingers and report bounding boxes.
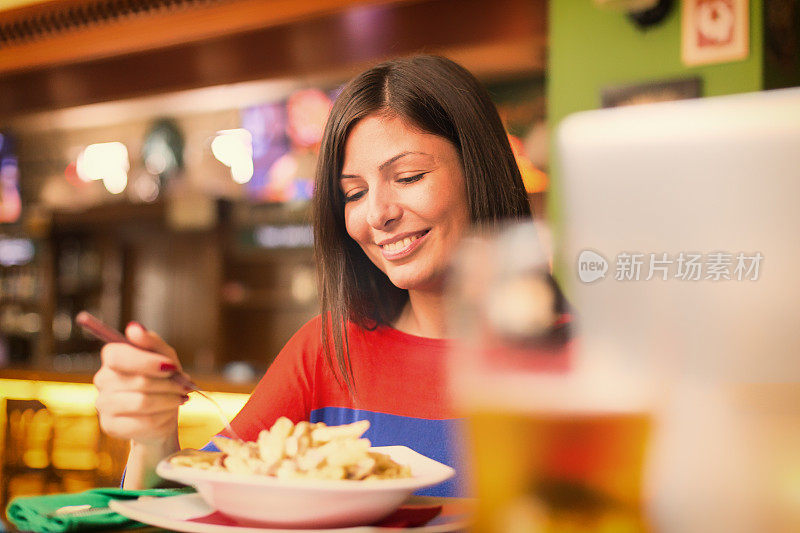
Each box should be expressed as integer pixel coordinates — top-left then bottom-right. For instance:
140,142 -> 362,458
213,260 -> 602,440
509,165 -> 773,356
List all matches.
95,390 -> 189,416
99,411 -> 180,444
94,328 -> 188,445
124,322 -> 178,363
100,343 -> 181,377
93,367 -> 191,395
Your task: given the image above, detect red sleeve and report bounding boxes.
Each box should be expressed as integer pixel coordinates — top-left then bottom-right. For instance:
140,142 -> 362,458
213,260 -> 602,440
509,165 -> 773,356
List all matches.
223,316 -> 321,441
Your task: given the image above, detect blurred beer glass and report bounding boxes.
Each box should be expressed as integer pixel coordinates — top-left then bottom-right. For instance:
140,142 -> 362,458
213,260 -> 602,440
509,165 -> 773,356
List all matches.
447,222 -> 656,533
555,89 -> 800,532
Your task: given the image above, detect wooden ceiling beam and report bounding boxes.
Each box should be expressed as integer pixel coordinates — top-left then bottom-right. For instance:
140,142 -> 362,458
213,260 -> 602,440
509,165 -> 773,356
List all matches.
0,0 -> 413,74
0,0 -> 546,119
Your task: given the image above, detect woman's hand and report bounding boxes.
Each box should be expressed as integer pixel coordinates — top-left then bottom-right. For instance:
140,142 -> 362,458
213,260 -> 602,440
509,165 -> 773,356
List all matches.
93,322 -> 191,447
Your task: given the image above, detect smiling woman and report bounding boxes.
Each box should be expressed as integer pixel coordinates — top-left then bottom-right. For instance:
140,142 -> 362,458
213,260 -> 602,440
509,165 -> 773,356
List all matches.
313,55 -> 545,393
93,55 -> 571,499
340,116 -> 470,294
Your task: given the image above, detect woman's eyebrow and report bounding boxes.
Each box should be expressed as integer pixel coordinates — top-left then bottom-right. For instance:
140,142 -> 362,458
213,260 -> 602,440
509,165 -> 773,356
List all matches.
340,151 -> 430,180
379,151 -> 429,170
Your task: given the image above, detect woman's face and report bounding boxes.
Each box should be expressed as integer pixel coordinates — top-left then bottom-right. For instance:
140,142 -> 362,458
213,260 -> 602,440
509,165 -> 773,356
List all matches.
340,113 -> 470,292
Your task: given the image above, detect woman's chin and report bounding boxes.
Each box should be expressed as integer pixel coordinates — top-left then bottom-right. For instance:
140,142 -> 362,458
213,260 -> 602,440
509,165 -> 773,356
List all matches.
386,271 -> 445,293
385,275 -> 414,290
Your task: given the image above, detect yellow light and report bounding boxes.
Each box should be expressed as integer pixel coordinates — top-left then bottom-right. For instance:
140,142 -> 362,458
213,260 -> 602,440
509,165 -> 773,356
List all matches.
179,391 -> 248,419
102,167 -> 128,194
75,142 -> 130,194
211,129 -> 253,184
0,379 -> 98,414
0,379 -> 248,417
0,379 -> 250,459
231,158 -> 254,184
76,142 -> 129,181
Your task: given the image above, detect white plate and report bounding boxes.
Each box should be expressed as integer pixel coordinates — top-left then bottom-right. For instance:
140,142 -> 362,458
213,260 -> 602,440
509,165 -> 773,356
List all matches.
155,446 -> 456,529
110,493 -> 474,533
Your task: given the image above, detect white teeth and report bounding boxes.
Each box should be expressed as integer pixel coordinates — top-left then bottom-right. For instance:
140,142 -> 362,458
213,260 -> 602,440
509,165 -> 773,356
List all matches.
382,233 -> 422,252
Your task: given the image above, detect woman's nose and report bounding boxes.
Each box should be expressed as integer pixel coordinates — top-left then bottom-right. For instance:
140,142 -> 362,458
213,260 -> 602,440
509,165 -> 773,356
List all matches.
366,186 -> 402,229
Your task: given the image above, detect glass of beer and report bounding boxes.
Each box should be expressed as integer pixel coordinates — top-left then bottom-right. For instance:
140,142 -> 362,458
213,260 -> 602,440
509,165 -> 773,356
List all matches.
447,222 -> 656,533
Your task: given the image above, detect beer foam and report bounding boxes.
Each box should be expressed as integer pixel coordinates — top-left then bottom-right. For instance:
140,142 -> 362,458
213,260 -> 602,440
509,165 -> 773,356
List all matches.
452,371 -> 657,415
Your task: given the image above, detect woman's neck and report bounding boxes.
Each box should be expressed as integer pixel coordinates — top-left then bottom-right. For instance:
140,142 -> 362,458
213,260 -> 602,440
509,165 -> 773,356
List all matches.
392,289 -> 449,339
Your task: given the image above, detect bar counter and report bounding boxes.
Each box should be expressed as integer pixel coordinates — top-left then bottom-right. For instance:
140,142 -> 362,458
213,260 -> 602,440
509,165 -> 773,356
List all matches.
0,373 -> 251,524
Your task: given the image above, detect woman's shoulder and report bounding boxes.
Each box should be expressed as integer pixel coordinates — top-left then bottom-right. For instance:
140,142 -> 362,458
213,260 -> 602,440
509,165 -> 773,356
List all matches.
299,313 -> 573,348
294,314 -> 453,353
275,315 -> 324,359
296,314 -> 324,336
287,314 -> 381,349
293,314 -> 385,339
352,321 -> 451,350
292,314 -> 361,339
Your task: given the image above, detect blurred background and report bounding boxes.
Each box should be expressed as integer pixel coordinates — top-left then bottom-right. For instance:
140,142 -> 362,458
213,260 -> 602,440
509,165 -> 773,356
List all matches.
0,0 -> 797,524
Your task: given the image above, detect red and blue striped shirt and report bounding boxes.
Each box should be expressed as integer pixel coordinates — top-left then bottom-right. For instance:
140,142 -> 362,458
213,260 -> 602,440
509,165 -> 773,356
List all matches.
204,315 -> 464,496
204,314 -> 573,497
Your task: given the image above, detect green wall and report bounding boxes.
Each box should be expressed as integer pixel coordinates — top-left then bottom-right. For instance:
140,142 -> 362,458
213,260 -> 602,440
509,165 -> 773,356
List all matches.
547,0 -> 765,277
548,0 -> 764,126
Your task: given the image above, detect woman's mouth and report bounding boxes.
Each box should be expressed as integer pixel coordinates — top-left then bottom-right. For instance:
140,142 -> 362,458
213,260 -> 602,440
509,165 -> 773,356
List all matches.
379,230 -> 430,260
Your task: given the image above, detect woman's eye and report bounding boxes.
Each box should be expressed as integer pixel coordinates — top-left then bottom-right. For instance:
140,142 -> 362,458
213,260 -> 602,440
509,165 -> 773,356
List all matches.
397,172 -> 427,184
344,190 -> 366,203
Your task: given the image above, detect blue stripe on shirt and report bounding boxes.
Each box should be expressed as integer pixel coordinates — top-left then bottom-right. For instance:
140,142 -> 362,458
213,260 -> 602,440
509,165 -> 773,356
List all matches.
309,407 -> 465,498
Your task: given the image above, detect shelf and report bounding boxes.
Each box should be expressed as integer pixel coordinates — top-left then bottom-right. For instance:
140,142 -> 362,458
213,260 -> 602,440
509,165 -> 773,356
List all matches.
231,201 -> 311,227
0,367 -> 256,394
56,284 -> 104,297
0,367 -> 95,385
226,247 -> 313,264
50,202 -> 166,231
0,330 -> 41,339
0,297 -> 43,309
222,299 -> 317,312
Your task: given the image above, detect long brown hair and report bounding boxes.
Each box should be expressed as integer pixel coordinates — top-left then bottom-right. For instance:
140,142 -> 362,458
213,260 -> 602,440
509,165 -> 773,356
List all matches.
313,55 -> 536,397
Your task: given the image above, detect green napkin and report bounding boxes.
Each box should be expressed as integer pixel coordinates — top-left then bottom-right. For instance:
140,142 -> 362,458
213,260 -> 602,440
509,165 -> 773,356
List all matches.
5,487 -> 194,533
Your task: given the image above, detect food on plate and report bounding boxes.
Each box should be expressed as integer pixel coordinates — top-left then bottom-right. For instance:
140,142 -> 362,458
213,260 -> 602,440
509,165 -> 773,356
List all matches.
168,449 -> 224,469
169,417 -> 412,481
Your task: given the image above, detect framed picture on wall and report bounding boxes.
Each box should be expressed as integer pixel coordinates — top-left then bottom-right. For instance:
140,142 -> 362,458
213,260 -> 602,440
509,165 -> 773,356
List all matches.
682,0 -> 750,66
601,77 -> 702,108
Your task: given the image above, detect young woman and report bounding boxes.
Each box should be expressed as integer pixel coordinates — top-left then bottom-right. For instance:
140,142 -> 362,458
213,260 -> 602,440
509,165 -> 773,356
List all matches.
93,55 -> 570,497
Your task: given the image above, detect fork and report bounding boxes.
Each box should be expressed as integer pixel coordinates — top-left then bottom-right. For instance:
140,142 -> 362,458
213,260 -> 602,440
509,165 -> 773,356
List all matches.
76,310 -> 242,441
48,504 -> 116,518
